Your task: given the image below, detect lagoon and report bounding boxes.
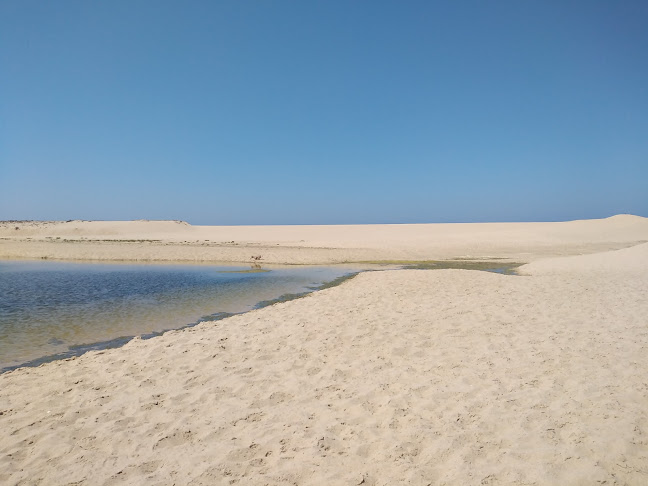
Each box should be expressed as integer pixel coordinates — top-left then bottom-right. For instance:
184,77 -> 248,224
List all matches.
0,260 -> 357,371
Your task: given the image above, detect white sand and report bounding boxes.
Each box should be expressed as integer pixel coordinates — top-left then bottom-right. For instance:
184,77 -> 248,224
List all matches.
2,214 -> 647,264
1,216 -> 648,484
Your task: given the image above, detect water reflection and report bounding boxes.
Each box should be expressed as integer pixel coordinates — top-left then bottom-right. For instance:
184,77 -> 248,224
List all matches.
0,260 -> 356,371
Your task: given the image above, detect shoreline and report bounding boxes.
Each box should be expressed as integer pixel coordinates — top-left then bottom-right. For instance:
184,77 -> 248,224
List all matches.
0,258 -> 519,375
0,268 -> 362,375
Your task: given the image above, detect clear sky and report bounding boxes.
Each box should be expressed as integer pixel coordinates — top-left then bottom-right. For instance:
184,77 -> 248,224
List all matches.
1,1 -> 646,224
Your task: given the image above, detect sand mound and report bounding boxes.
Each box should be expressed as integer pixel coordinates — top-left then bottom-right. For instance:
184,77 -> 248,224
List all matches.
520,241 -> 648,275
0,220 -> 192,238
2,215 -> 648,264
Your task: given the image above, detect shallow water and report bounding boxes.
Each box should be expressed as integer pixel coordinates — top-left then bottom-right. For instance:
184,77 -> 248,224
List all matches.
0,260 -> 358,371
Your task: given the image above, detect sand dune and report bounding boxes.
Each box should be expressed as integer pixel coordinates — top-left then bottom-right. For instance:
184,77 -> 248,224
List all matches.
1,220 -> 648,484
520,240 -> 648,275
1,215 -> 648,264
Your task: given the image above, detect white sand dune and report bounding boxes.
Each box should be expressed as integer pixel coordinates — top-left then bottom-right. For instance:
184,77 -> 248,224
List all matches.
1,217 -> 648,484
1,214 -> 647,264
520,240 -> 648,275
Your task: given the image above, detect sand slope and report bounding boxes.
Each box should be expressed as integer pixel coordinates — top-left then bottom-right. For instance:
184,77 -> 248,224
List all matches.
1,242 -> 647,485
2,215 -> 647,264
520,241 -> 648,275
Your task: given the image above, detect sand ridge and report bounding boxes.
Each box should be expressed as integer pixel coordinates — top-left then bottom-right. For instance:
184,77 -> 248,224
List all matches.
1,238 -> 647,484
1,215 -> 647,264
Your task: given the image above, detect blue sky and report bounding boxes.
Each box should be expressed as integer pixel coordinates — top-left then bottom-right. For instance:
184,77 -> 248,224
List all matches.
1,1 -> 646,224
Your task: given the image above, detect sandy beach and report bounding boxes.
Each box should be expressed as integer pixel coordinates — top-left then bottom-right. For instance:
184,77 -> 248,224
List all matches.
1,216 -> 648,485
2,215 -> 647,264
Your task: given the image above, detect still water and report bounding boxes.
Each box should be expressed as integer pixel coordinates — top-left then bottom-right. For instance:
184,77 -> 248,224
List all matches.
0,260 -> 358,371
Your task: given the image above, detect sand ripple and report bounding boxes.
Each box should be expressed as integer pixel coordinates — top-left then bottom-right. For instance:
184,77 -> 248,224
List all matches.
1,244 -> 647,484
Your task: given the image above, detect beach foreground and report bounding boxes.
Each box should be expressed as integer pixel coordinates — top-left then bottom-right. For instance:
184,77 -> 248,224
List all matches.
1,217 -> 648,485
